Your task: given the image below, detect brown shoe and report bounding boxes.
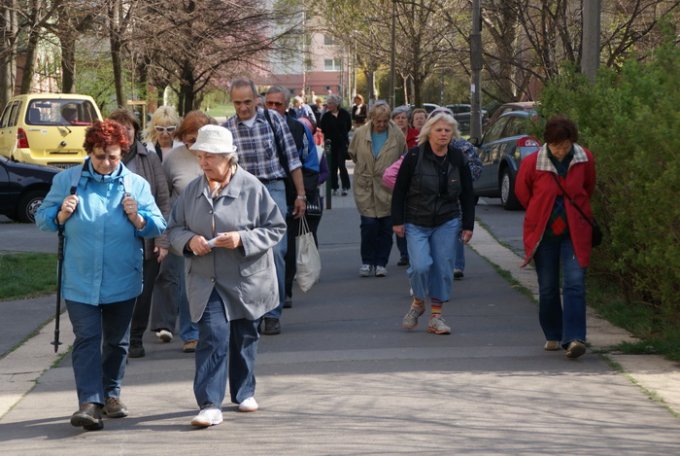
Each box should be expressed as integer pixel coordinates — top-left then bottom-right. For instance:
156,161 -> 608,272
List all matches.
565,340 -> 586,359
544,340 -> 561,351
183,340 -> 198,353
70,403 -> 103,430
102,397 -> 128,418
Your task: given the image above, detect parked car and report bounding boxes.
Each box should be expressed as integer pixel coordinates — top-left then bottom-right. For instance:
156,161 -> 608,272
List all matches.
0,155 -> 60,223
0,93 -> 102,168
484,101 -> 537,130
471,108 -> 541,210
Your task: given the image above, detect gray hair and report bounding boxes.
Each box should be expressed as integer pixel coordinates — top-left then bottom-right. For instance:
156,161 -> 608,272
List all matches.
417,112 -> 459,145
229,77 -> 258,97
391,105 -> 410,119
266,85 -> 291,105
326,94 -> 342,106
369,100 -> 391,121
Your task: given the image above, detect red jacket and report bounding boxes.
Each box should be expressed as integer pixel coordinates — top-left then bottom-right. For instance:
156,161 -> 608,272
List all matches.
515,144 -> 596,268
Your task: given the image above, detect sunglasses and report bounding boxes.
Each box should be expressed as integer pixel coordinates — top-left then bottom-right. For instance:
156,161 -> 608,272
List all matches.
155,125 -> 176,133
265,101 -> 284,107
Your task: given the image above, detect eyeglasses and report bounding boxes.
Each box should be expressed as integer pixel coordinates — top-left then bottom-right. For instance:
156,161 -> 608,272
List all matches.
91,153 -> 121,162
265,101 -> 284,107
155,125 -> 176,133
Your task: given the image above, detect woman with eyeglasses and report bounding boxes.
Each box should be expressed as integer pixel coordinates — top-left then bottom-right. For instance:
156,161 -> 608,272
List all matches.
107,109 -> 171,360
36,119 -> 166,431
149,111 -> 215,353
143,105 -> 181,162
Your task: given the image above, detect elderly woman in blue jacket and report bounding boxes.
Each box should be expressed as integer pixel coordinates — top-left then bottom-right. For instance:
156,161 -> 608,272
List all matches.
36,119 -> 166,431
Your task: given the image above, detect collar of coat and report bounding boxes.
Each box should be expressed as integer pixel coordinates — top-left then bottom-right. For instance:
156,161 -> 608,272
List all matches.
536,143 -> 588,173
197,165 -> 243,200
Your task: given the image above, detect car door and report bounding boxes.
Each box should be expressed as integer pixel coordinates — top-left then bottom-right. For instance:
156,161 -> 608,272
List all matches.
0,101 -> 21,159
475,116 -> 510,194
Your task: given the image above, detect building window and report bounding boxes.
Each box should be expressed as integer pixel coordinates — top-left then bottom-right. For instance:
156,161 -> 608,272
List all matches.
323,58 -> 342,71
324,35 -> 335,45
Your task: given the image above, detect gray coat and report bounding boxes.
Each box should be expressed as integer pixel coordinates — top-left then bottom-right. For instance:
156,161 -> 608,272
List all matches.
167,166 -> 286,322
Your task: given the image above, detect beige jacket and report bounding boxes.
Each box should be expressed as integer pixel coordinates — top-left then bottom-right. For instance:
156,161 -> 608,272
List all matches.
348,121 -> 406,217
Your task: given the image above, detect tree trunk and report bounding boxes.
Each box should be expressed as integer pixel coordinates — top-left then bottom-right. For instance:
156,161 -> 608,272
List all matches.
60,33 -> 76,93
0,0 -> 17,105
19,28 -> 40,93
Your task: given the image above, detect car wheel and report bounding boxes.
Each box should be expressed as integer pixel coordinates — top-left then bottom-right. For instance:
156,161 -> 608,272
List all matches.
499,169 -> 521,210
16,190 -> 46,223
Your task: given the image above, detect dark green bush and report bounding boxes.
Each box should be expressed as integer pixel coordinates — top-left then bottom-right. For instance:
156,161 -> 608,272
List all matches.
538,41 -> 680,335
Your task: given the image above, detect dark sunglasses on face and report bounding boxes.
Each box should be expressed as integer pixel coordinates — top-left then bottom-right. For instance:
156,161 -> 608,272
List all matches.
265,101 -> 284,107
155,125 -> 176,133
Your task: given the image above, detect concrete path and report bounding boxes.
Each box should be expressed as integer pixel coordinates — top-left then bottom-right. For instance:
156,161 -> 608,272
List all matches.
1,179 -> 679,455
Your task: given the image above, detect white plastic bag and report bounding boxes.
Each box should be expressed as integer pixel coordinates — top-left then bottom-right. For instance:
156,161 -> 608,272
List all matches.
296,217 -> 321,292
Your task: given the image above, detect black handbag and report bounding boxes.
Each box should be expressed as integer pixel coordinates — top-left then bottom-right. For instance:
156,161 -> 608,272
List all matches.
305,188 -> 323,218
550,173 -> 602,247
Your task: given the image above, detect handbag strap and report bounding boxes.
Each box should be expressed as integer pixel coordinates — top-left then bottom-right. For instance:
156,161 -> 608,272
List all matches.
263,108 -> 290,176
550,172 -> 596,228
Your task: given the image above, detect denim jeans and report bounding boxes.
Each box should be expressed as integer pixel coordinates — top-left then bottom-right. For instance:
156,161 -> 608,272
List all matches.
360,215 -> 393,267
454,229 -> 465,271
194,289 -> 260,409
150,252 -> 199,342
533,236 -> 587,346
263,180 -> 287,320
396,234 -> 408,260
66,298 -> 136,405
406,217 -> 460,302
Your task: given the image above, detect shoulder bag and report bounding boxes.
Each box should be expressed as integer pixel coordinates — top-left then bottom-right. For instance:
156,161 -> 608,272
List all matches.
550,173 -> 602,247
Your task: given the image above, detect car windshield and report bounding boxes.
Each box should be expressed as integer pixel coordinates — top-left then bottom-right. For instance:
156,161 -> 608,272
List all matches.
25,99 -> 98,126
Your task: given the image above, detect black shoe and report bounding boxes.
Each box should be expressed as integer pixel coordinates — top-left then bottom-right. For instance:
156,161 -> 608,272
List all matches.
453,269 -> 464,280
71,403 -> 103,431
341,189 -> 348,196
261,317 -> 281,335
102,397 -> 128,418
397,256 -> 409,266
128,341 -> 145,358
284,297 -> 293,309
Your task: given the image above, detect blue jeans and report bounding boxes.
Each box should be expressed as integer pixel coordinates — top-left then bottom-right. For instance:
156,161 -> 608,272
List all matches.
150,252 -> 199,342
406,217 -> 460,302
66,298 -> 136,405
360,215 -> 393,267
533,236 -> 587,346
263,180 -> 287,320
454,227 -> 465,271
194,289 -> 260,409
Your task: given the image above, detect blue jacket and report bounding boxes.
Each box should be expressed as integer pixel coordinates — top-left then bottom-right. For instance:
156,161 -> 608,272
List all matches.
35,160 -> 166,305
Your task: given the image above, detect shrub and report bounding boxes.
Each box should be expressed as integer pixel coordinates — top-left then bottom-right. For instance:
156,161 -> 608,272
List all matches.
538,40 -> 680,334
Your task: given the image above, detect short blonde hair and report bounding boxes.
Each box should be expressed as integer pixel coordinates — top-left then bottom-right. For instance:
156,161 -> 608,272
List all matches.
417,112 -> 459,146
143,105 -> 180,144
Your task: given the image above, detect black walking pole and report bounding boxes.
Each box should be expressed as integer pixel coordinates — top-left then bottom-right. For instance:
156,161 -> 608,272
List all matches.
52,185 -> 77,352
51,223 -> 65,352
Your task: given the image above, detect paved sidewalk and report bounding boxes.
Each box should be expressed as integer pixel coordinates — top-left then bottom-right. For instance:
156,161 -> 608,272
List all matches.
1,178 -> 679,455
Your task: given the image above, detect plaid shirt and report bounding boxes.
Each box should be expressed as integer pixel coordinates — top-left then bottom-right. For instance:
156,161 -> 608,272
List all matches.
224,108 -> 302,180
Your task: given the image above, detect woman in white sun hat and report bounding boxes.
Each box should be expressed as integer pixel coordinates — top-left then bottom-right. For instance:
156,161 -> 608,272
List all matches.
166,124 -> 286,427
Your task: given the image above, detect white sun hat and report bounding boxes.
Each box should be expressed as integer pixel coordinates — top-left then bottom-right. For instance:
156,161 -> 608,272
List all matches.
190,124 -> 238,154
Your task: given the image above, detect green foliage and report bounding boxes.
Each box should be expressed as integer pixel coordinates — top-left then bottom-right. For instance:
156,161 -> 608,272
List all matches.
74,46 -> 120,114
0,253 -> 57,300
539,39 -> 680,346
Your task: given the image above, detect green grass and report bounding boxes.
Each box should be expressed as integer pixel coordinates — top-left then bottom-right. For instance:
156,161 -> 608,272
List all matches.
0,253 -> 57,301
587,275 -> 680,361
203,103 -> 235,119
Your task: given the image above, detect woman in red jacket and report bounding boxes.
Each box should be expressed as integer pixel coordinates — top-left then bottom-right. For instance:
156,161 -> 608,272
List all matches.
515,116 -> 596,359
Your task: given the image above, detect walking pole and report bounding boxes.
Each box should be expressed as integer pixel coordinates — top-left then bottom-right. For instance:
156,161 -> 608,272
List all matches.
51,223 -> 65,353
52,184 -> 77,352
325,139 -> 332,209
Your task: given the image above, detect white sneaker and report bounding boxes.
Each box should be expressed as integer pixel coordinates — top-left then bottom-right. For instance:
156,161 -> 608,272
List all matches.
191,407 -> 223,427
238,397 -> 258,412
359,264 -> 373,277
156,329 -> 173,343
375,266 -> 387,277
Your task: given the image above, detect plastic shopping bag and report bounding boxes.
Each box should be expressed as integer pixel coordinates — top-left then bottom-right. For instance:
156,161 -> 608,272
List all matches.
296,217 -> 321,292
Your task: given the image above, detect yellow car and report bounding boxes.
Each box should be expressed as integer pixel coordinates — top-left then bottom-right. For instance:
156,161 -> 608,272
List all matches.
0,93 -> 102,168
